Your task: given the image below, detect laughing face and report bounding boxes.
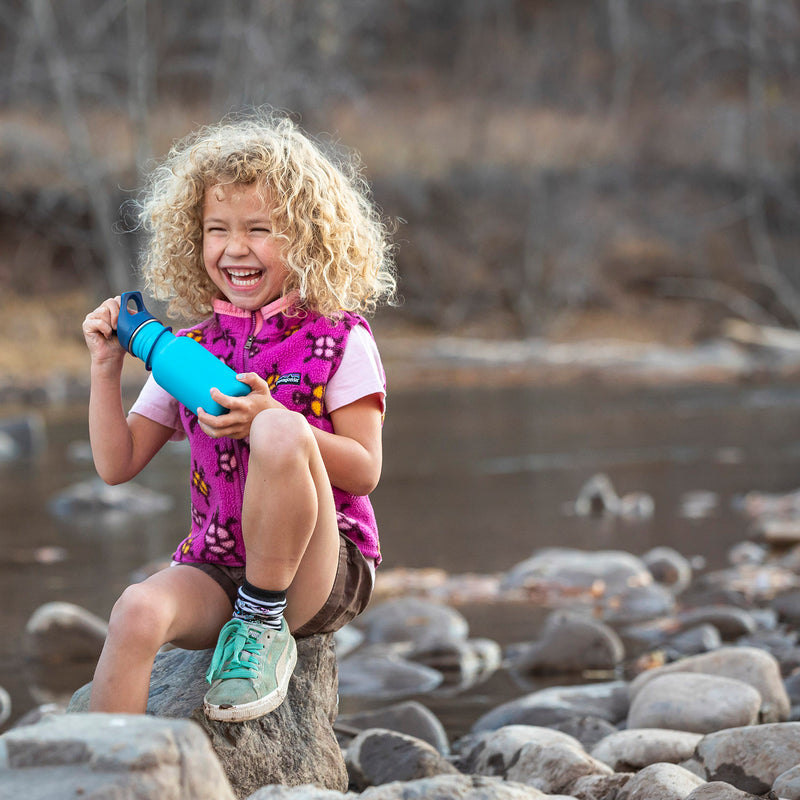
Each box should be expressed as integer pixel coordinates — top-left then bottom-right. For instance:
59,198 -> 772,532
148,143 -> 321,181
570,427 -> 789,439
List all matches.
202,183 -> 289,311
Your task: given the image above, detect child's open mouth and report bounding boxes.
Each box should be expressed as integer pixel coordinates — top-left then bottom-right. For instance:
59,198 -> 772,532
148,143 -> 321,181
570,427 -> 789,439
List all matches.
224,268 -> 263,288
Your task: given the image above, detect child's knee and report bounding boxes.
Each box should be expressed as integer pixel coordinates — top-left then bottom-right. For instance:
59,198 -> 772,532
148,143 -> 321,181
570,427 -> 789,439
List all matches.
250,408 -> 314,467
108,583 -> 170,648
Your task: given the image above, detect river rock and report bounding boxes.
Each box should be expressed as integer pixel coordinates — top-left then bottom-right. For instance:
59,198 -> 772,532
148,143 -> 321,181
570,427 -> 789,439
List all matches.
663,624 -> 721,658
685,783 -> 761,800
0,712 -> 236,800
48,476 -> 173,522
69,633 -> 348,796
642,546 -> 692,594
774,764 -> 800,799
503,734 -> 613,794
627,672 -> 761,733
675,606 -> 757,640
0,413 -> 46,460
456,724 -> 612,794
358,774 -> 555,799
345,728 -> 459,789
684,722 -> 800,794
354,598 -> 469,648
409,637 -> 501,688
567,772 -> 632,799
629,646 -> 790,722
471,681 -> 629,733
509,610 -> 624,675
336,700 -> 449,754
0,687 -> 10,728
23,602 -> 108,664
590,729 -> 703,771
616,762 -> 704,800
337,648 -> 443,699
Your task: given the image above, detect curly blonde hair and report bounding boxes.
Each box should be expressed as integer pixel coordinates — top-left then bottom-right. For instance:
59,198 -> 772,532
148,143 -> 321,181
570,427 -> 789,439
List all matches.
136,108 -> 397,321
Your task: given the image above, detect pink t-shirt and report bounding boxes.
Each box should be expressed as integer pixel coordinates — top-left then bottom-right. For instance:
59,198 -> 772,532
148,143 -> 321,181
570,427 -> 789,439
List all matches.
129,323 -> 386,437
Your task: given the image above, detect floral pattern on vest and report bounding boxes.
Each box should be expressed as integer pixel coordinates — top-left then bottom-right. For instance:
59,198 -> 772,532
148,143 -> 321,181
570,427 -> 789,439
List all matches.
171,304 -> 382,567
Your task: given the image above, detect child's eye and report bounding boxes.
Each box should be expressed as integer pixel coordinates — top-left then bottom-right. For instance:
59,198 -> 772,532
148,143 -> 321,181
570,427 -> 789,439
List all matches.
251,227 -> 271,234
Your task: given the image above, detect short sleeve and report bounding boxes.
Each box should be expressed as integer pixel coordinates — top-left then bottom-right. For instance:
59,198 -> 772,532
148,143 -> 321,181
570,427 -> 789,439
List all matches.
326,325 -> 386,414
128,374 -> 186,441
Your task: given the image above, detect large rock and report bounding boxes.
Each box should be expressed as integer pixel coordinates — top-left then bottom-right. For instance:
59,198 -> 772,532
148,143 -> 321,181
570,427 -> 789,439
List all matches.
627,673 -> 761,733
617,762 -> 704,800
23,602 -> 108,664
69,633 -> 347,797
629,646 -> 790,722
471,681 -> 629,733
0,712 -> 236,800
684,722 -> 800,795
345,728 -> 459,789
590,729 -> 703,772
509,610 -> 624,675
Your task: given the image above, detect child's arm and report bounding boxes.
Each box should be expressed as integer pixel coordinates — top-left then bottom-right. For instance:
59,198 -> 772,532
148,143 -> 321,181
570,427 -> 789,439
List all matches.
83,297 -> 174,485
197,374 -> 383,496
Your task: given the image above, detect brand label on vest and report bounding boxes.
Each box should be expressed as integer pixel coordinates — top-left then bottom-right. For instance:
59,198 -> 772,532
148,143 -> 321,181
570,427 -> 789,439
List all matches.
275,372 -> 301,387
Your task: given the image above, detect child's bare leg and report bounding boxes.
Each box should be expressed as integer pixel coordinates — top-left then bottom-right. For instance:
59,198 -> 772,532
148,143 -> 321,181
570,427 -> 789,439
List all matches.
89,565 -> 232,713
241,408 -> 340,628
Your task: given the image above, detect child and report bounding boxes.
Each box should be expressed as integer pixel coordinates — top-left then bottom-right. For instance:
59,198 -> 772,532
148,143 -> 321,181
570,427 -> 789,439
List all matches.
81,109 -> 396,722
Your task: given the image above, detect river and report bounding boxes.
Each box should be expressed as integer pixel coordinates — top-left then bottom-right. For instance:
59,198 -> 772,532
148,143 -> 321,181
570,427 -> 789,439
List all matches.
2,376 -> 800,734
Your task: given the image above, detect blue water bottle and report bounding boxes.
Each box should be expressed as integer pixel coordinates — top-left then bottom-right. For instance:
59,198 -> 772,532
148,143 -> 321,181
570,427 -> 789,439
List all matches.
117,291 -> 250,416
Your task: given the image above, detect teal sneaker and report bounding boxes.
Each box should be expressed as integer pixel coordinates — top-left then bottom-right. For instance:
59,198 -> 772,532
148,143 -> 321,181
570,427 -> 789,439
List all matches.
203,617 -> 297,722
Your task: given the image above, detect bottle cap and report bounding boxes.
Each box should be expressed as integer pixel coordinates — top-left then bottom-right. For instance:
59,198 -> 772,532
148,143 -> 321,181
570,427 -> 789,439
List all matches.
117,291 -> 157,352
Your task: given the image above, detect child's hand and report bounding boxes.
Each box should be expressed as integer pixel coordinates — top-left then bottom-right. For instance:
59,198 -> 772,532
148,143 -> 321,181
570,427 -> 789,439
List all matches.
196,372 -> 279,440
82,296 -> 125,367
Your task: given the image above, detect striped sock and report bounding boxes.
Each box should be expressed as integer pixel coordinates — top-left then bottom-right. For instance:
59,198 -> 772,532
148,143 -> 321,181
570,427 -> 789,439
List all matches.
233,581 -> 287,630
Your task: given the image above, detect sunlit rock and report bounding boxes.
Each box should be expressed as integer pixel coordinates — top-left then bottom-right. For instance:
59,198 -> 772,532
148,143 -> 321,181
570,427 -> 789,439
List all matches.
642,546 -> 692,594
354,597 -> 469,648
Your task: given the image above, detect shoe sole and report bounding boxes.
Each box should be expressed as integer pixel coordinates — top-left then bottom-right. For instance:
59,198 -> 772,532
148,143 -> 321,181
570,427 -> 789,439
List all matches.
203,638 -> 298,723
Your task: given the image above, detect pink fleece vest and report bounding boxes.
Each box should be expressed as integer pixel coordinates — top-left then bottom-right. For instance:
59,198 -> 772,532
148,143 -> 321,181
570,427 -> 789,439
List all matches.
171,300 -> 382,567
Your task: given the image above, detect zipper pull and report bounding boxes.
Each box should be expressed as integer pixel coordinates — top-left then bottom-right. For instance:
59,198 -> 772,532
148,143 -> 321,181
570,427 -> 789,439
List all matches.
245,334 -> 255,355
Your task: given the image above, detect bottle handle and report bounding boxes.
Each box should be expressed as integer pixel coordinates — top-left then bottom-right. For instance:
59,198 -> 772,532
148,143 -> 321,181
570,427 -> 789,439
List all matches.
117,290 -> 156,352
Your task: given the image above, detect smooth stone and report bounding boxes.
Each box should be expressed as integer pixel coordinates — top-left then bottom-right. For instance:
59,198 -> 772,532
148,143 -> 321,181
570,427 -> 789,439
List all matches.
0,413 -> 46,459
358,774 -> 554,799
337,648 -> 443,699
456,724 -> 611,794
685,783 -> 762,800
247,785 -> 348,800
0,687 -> 9,727
354,598 -> 469,648
345,728 -> 459,789
455,725 -> 584,777
471,682 -> 629,733
48,476 -> 173,521
409,637 -> 501,688
567,773 -> 632,799
546,716 -> 618,751
629,646 -> 790,722
686,722 -> 800,794
0,712 -> 235,799
509,610 -> 624,675
627,672 -> 761,733
642,546 -> 692,594
617,762 -> 704,800
590,728 -> 703,771
336,700 -> 449,754
69,634 -> 348,796
503,735 -> 613,794
23,602 -> 108,664
773,763 -> 800,800
675,606 -> 757,640
663,624 -> 721,658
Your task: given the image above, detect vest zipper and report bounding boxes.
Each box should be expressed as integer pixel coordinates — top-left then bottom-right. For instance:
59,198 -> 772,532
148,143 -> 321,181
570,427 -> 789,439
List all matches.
243,313 -> 257,364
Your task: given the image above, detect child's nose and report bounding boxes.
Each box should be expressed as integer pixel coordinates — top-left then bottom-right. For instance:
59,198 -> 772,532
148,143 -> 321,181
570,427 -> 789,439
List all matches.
225,233 -> 250,256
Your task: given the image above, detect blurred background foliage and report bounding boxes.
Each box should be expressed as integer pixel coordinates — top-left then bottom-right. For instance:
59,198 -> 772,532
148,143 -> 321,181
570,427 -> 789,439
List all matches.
1,0 -> 800,343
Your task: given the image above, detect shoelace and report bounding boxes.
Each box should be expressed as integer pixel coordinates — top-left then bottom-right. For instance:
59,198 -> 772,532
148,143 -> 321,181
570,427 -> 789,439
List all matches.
206,618 -> 269,683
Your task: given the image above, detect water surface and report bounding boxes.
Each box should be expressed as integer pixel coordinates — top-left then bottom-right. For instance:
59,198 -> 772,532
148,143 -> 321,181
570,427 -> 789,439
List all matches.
2,378 -> 800,734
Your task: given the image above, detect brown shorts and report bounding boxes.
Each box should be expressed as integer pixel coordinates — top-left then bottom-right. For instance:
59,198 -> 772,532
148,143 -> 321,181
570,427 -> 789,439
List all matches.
179,534 -> 374,638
